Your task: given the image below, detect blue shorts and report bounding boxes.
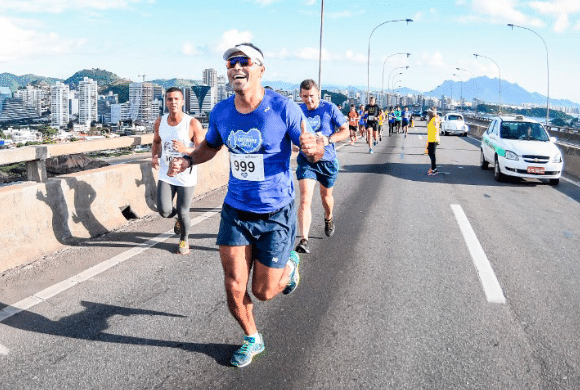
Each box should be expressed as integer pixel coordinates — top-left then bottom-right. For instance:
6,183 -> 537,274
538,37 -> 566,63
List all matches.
216,200 -> 296,269
402,118 -> 409,126
296,153 -> 339,188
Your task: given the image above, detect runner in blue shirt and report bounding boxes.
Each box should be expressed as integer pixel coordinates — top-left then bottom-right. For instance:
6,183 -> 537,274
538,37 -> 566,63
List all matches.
168,43 -> 324,368
295,79 -> 349,254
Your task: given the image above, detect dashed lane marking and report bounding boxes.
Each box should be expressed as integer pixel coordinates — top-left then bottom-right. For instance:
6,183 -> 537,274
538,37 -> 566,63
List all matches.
0,209 -> 221,324
451,204 -> 506,304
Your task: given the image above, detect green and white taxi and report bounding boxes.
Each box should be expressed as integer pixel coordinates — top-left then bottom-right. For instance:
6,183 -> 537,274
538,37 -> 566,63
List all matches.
480,115 -> 563,185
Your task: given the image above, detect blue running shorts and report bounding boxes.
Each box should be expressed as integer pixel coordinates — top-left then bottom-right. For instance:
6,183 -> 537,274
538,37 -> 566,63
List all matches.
296,153 -> 339,188
216,200 -> 296,269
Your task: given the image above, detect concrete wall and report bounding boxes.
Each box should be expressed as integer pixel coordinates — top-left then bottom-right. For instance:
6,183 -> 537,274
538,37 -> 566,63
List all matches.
0,149 -> 229,273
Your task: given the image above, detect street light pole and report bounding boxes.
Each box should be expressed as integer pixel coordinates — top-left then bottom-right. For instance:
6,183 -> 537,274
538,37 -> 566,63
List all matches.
388,66 -> 408,94
473,53 -> 502,114
367,19 -> 412,104
318,0 -> 324,97
381,53 -> 411,105
508,23 -> 550,126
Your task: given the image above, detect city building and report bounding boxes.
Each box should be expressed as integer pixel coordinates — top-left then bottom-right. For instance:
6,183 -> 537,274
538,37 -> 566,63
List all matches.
51,82 -> 70,128
203,68 -> 217,105
129,82 -> 161,127
78,77 -> 98,126
217,75 -> 231,102
189,85 -> 215,116
0,98 -> 42,122
98,92 -> 119,124
110,101 -> 131,124
13,85 -> 50,115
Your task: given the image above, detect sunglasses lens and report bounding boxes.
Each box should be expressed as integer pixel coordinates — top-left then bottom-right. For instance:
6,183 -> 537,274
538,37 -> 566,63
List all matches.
226,56 -> 251,69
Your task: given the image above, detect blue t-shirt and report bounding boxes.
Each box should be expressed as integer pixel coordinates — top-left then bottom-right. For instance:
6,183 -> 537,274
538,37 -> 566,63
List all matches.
206,89 -> 312,213
299,100 -> 346,162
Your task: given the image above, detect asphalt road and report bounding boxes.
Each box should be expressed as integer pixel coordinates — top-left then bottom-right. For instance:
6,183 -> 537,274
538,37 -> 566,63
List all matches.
1,121 -> 580,389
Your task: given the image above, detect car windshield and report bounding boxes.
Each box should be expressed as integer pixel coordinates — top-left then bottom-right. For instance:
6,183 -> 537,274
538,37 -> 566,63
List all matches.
499,121 -> 549,141
447,115 -> 463,121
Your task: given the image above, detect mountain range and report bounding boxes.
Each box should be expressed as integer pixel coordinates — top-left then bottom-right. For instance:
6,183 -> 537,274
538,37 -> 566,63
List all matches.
1,70 -> 578,109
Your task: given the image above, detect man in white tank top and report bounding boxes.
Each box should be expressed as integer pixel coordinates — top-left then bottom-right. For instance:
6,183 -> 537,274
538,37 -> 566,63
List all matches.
151,87 -> 205,254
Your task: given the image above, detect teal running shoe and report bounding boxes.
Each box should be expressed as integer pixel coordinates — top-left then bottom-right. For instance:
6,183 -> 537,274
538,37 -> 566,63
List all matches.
230,334 -> 265,368
282,251 -> 300,295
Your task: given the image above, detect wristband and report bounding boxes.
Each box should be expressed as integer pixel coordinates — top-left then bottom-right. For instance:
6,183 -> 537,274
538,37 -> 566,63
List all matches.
328,137 -> 335,145
183,155 -> 194,173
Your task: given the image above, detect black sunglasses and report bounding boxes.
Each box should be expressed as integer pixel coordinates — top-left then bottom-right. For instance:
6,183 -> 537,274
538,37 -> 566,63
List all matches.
226,56 -> 261,69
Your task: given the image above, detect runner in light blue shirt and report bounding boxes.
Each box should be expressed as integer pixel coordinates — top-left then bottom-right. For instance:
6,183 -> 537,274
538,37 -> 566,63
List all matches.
295,79 -> 349,254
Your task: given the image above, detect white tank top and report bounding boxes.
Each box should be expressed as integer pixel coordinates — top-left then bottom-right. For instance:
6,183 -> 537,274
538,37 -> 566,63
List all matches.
158,113 -> 197,187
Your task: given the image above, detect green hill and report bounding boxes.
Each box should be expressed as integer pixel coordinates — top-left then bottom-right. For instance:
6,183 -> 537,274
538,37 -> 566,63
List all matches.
64,68 -> 131,90
0,73 -> 62,92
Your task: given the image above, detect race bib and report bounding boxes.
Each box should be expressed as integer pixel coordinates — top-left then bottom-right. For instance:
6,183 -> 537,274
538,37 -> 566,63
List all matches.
368,115 -> 376,121
230,153 -> 265,182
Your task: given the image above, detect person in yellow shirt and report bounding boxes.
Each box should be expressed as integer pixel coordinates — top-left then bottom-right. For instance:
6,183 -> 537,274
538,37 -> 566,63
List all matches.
426,109 -> 441,175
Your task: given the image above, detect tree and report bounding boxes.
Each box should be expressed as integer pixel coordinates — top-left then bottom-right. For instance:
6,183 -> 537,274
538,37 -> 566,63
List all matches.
37,124 -> 58,138
551,118 -> 566,127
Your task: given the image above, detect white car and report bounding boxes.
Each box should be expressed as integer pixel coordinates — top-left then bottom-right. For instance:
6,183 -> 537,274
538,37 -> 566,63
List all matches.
480,115 -> 563,185
440,112 -> 468,136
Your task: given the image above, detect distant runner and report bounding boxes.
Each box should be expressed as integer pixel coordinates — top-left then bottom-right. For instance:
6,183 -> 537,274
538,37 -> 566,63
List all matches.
295,79 -> 349,254
151,87 -> 205,255
365,96 -> 380,154
347,104 -> 359,145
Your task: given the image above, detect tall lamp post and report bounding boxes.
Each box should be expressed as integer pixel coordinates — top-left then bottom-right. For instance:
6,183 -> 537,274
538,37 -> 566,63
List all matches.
318,0 -> 324,96
508,23 -> 550,126
473,53 -> 502,114
453,73 -> 463,112
381,53 -> 411,105
388,66 -> 409,94
367,19 -> 413,104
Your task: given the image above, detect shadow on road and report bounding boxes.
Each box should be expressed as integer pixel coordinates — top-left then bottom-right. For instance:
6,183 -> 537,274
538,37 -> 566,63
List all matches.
1,300 -> 236,367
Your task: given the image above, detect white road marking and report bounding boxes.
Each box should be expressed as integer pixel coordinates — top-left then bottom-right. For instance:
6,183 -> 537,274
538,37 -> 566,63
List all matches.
0,209 -> 221,324
563,176 -> 580,188
0,344 -> 9,355
451,204 -> 506,304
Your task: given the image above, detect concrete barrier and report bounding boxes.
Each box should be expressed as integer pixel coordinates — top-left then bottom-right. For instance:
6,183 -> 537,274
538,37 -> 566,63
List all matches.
0,148 -> 229,273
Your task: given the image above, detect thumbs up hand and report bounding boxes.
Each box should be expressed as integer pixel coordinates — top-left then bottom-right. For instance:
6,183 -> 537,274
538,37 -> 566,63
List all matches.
299,120 -> 324,163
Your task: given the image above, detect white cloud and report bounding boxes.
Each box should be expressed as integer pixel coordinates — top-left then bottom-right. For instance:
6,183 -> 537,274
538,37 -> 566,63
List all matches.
471,0 -> 544,27
216,29 -> 254,53
252,0 -> 280,5
0,16 -> 77,62
303,0 -> 317,5
181,42 -> 197,56
0,0 -> 144,13
529,0 -> 580,32
413,11 -> 424,22
575,20 -> 580,30
345,50 -> 366,64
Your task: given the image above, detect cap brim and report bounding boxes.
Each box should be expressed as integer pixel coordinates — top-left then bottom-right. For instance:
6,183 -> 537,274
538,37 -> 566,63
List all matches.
223,44 -> 264,64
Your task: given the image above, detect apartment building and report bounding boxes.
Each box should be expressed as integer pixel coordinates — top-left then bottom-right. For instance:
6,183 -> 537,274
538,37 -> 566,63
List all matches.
51,82 -> 70,128
78,77 -> 98,126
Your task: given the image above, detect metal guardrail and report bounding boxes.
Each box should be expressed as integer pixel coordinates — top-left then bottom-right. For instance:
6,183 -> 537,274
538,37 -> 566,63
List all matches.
463,114 -> 580,146
0,134 -> 154,182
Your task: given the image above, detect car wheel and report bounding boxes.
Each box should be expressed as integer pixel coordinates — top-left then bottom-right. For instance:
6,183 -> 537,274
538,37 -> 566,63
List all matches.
549,178 -> 560,186
494,155 -> 505,182
480,149 -> 489,170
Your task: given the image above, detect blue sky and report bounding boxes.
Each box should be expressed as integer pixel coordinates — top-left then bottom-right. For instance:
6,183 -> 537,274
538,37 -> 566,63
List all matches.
1,0 -> 579,104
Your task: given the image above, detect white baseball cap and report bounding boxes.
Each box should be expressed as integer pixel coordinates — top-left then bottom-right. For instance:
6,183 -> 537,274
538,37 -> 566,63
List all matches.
223,43 -> 264,65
